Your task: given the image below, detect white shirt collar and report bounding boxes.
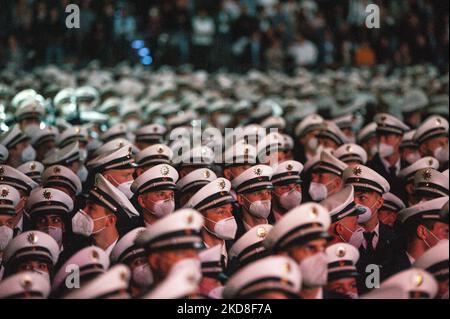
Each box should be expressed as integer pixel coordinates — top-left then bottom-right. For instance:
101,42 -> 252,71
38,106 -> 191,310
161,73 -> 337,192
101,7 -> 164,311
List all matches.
406,251 -> 416,265
380,156 -> 400,175
104,238 -> 119,257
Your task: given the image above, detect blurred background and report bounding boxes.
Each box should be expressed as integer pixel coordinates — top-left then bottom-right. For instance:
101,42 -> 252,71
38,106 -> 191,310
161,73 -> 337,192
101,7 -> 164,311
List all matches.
0,0 -> 448,73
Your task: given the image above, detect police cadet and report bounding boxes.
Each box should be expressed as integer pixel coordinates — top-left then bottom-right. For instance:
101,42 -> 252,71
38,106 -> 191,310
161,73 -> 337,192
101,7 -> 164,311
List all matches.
131,164 -> 178,227
175,145 -> 215,178
316,120 -> 349,152
51,246 -> 109,298
398,157 -> 439,206
264,203 -> 337,299
69,174 -> 140,258
257,132 -> 286,166
176,168 -> 217,207
222,140 -> 257,184
0,125 -> 36,168
342,164 -> 401,292
334,143 -> 368,167
223,256 -> 301,299
325,243 -> 360,299
232,165 -> 274,235
367,113 -> 410,199
396,196 -> 449,270
294,114 -> 324,164
134,144 -> 173,177
14,97 -> 45,133
271,160 -> 303,222
309,151 -> 347,202
42,142 -> 83,176
198,245 -> 225,298
111,227 -> 151,298
399,130 -> 420,166
0,145 -> 8,165
413,168 -> 448,202
2,230 -> 59,281
17,161 -> 44,184
41,165 -> 83,206
30,126 -> 57,162
134,124 -> 167,150
357,122 -> 377,162
0,165 -> 38,234
414,115 -> 449,170
378,192 -> 405,229
26,187 -> 74,249
320,185 -> 364,246
134,209 -> 205,286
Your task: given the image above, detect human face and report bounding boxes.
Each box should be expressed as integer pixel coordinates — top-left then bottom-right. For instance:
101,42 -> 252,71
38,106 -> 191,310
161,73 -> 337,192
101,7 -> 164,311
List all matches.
326,277 -> 358,298
34,214 -> 64,230
286,239 -> 327,264
300,130 -> 320,149
203,203 -> 234,231
334,216 -> 359,242
0,214 -> 15,229
420,136 -> 449,157
138,190 -> 174,211
378,133 -> 402,155
311,172 -> 342,196
148,248 -> 198,283
36,140 -> 56,161
378,209 -> 397,228
223,165 -> 251,181
83,201 -> 115,233
240,189 -> 271,203
17,260 -> 50,275
354,190 -> 383,218
318,137 -> 338,150
361,136 -> 377,159
104,168 -> 135,186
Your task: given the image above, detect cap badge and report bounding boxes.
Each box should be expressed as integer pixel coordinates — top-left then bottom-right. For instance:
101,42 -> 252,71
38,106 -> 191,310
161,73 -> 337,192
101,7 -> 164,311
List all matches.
75,127 -> 80,134
0,188 -> 9,197
256,227 -> 267,238
422,169 -> 432,181
157,146 -> 164,154
412,273 -> 423,287
353,166 -> 362,176
428,159 -> 433,166
30,162 -> 36,170
185,212 -> 194,225
91,250 -> 100,262
346,145 -> 352,152
0,167 -> 4,175
153,127 -> 158,132
336,246 -> 347,258
27,232 -> 38,244
43,190 -> 52,200
282,262 -> 292,274
203,170 -> 210,178
309,206 -> 319,219
160,165 -> 170,176
436,118 -> 441,125
286,164 -> 293,171
244,147 -> 249,155
120,271 -> 128,282
20,276 -> 33,290
254,167 -> 263,176
53,166 -> 61,174
218,179 -> 226,190
118,141 -> 124,148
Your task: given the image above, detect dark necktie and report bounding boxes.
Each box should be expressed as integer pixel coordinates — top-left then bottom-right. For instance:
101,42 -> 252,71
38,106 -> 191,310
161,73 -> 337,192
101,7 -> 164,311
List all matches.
389,166 -> 397,177
363,231 -> 375,254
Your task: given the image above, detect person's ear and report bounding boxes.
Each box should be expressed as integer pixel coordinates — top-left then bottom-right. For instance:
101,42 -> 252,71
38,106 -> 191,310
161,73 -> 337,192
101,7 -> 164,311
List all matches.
334,223 -> 343,237
406,182 -> 415,195
375,196 -> 384,211
237,194 -> 245,206
419,143 -> 427,156
106,213 -> 117,227
138,194 -> 146,208
147,254 -> 158,272
416,224 -> 428,240
223,168 -> 232,180
334,177 -> 343,190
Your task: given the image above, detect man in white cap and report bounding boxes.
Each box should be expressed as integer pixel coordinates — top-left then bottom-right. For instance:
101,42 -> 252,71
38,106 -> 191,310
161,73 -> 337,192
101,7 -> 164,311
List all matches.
316,120 -> 348,152
110,227 -> 150,298
308,151 -> 347,202
232,165 -> 274,236
294,114 -> 324,164
2,230 -> 59,281
134,144 -> 173,177
131,164 -> 178,227
378,192 -> 405,230
134,124 -> 167,150
414,115 -> 449,169
399,130 -> 420,166
223,256 -> 302,299
367,113 -> 410,199
271,160 -> 303,222
413,168 -> 449,202
185,177 -> 237,266
264,203 -> 335,299
26,187 -> 74,250
325,243 -> 360,299
0,125 -> 36,168
176,168 -> 217,207
134,209 -> 205,286
357,122 -> 377,162
29,126 -> 57,162
198,245 -> 226,299
342,164 -> 402,292
395,197 -> 449,272
414,239 -> 449,299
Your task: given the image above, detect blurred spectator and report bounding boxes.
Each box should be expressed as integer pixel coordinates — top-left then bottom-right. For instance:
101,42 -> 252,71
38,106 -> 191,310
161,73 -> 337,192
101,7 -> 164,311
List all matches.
5,35 -> 25,70
355,40 -> 376,67
288,33 -> 318,67
45,7 -> 65,65
265,37 -> 284,71
191,7 -> 215,70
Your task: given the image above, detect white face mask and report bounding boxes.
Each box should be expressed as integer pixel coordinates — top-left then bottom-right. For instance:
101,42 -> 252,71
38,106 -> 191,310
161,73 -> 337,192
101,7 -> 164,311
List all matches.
132,263 -> 153,288
0,225 -> 13,251
205,216 -> 238,240
148,199 -> 175,218
77,165 -> 89,182
378,142 -> 394,158
71,209 -> 107,237
208,286 -> 224,299
369,145 -> 378,157
43,226 -> 63,246
346,291 -> 359,299
341,225 -> 365,248
116,181 -> 134,199
423,228 -> 441,249
299,252 -> 328,288
405,152 -> 421,164
127,120 -> 141,131
316,145 -> 334,155
79,148 -> 88,162
309,182 -> 328,201
433,146 -> 449,164
244,197 -> 271,219
279,189 -> 302,210
307,137 -> 318,150
356,203 -> 373,224
21,145 -> 36,162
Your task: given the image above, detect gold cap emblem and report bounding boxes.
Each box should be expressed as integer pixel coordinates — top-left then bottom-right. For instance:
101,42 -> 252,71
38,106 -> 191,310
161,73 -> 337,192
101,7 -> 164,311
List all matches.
282,262 -> 292,274
309,206 -> 319,219
157,146 -> 164,154
218,179 -> 226,190
20,275 -> 33,290
346,145 -> 352,152
412,273 -> 424,287
436,118 -> 442,125
0,167 -> 4,175
286,163 -> 293,171
203,170 -> 210,178
185,212 -> 194,224
120,271 -> 128,282
27,232 -> 38,244
254,167 -> 262,176
256,227 -> 268,238
53,166 -> 61,174
91,250 -> 100,262
428,159 -> 433,166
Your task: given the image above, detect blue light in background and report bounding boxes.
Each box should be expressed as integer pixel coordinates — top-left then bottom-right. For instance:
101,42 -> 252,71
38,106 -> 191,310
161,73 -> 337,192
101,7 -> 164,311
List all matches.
132,40 -> 145,49
138,48 -> 150,57
141,56 -> 153,65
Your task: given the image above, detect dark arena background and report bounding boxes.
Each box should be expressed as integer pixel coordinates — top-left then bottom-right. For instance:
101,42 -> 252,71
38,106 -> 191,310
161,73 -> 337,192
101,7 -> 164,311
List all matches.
0,0 -> 448,304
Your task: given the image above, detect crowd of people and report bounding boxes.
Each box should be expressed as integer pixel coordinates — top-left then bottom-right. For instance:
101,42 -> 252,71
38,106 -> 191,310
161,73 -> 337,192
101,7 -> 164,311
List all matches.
0,59 -> 448,298
1,0 -> 449,72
